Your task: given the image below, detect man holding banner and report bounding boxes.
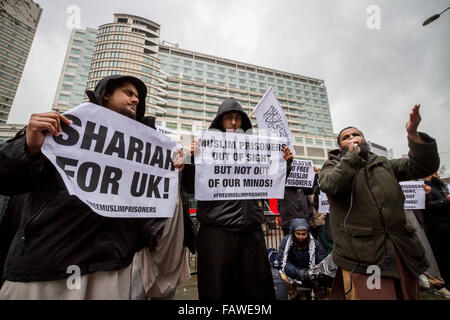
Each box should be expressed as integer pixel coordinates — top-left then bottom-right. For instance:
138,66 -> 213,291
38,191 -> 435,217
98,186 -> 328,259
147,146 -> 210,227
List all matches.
183,97 -> 293,300
319,104 -> 440,300
0,75 -> 186,299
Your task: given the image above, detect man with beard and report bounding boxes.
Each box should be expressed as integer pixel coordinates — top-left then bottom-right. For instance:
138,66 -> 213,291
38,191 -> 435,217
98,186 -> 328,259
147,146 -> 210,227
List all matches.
275,218 -> 327,299
319,104 -> 440,300
183,97 -> 293,300
423,172 -> 450,298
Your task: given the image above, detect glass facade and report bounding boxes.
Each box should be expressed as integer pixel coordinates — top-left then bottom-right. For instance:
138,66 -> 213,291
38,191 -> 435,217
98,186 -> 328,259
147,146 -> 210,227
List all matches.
0,0 -> 42,123
52,28 -> 98,113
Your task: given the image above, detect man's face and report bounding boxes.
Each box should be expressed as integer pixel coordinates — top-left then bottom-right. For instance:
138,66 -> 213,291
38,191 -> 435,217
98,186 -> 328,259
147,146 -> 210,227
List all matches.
103,82 -> 139,119
338,127 -> 365,151
294,230 -> 309,244
221,112 -> 242,131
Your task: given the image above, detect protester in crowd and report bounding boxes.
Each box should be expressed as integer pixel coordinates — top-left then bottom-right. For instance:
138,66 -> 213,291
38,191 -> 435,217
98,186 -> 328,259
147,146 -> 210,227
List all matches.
0,75 -> 185,299
319,104 -> 440,300
183,97 -> 293,300
423,172 -> 450,298
274,218 -> 327,299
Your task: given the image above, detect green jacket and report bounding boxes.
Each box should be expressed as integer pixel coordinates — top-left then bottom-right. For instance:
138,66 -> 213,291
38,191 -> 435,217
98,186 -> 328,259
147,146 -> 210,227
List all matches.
319,132 -> 439,278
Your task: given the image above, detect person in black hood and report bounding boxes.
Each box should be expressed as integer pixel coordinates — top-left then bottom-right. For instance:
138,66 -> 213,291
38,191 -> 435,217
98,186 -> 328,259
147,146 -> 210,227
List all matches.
0,75 -> 185,299
183,97 -> 293,300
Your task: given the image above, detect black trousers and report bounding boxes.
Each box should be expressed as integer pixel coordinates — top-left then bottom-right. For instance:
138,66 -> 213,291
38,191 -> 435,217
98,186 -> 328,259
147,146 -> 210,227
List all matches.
197,224 -> 276,300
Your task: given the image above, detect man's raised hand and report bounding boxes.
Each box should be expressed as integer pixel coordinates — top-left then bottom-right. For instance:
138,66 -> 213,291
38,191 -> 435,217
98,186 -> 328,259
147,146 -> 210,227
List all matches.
406,104 -> 423,143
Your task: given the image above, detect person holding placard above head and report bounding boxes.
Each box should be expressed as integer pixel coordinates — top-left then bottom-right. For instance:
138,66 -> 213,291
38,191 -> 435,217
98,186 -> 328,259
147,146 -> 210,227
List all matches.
319,104 -> 439,300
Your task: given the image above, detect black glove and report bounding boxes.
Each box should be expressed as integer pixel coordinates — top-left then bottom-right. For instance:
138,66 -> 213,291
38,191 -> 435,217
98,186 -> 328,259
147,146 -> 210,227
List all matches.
297,269 -> 309,281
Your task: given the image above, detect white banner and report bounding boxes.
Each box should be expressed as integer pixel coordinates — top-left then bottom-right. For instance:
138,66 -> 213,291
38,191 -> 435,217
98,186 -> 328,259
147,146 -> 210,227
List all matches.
41,103 -> 180,218
286,159 -> 315,188
253,87 -> 296,156
400,181 -> 425,210
194,130 -> 287,201
318,191 -> 329,214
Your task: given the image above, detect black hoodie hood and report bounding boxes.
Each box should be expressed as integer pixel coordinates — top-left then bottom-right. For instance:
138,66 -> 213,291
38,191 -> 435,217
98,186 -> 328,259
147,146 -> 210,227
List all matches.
209,97 -> 252,132
85,75 -> 147,121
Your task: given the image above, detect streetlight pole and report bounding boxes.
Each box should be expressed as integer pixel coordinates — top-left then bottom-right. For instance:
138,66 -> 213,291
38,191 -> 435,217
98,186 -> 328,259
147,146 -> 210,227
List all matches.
422,6 -> 450,26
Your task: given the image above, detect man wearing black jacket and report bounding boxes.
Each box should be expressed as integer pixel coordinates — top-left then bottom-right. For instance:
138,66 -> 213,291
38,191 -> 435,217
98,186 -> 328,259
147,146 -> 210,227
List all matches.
0,75 -> 184,299
183,97 -> 293,300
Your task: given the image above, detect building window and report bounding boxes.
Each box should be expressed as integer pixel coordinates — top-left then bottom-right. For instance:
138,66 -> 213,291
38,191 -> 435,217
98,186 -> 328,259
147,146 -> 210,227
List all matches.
166,122 -> 177,130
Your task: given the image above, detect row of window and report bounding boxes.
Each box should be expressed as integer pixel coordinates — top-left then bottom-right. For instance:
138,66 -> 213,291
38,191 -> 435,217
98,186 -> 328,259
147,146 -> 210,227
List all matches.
0,39 -> 28,58
0,78 -> 17,90
93,51 -> 157,67
0,25 -> 32,46
0,95 -> 12,104
167,83 -> 326,109
0,63 -> 22,77
1,12 -> 36,33
0,86 -> 15,97
165,73 -> 328,106
0,47 -> 25,65
160,54 -> 326,92
99,26 -> 128,34
70,48 -> 94,57
166,75 -> 325,99
97,34 -> 142,43
0,32 -> 32,54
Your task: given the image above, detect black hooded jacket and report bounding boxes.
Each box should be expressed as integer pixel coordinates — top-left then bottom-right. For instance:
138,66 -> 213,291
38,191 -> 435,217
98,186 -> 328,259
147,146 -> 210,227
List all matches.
0,75 -> 167,282
183,98 -> 269,232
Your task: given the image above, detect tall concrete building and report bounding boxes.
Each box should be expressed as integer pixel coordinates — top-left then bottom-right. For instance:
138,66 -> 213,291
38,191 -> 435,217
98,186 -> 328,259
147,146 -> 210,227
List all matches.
72,13 -> 338,165
85,13 -> 163,115
0,0 -> 42,123
52,28 -> 98,113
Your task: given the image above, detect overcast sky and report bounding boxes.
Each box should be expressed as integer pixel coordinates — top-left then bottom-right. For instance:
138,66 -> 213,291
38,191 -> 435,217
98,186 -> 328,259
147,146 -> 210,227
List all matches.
7,0 -> 450,172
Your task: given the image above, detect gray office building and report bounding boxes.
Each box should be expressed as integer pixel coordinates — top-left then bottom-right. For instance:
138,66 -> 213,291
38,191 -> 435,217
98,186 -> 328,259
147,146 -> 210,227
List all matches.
52,28 -> 98,113
0,0 -> 42,123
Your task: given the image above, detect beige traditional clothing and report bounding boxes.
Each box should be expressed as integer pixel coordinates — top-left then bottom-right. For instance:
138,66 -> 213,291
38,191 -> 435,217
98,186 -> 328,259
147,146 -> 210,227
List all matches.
131,193 -> 190,299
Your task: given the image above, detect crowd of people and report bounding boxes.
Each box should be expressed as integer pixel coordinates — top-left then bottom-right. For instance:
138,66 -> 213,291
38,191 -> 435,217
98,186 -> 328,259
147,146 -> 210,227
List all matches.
0,74 -> 447,300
